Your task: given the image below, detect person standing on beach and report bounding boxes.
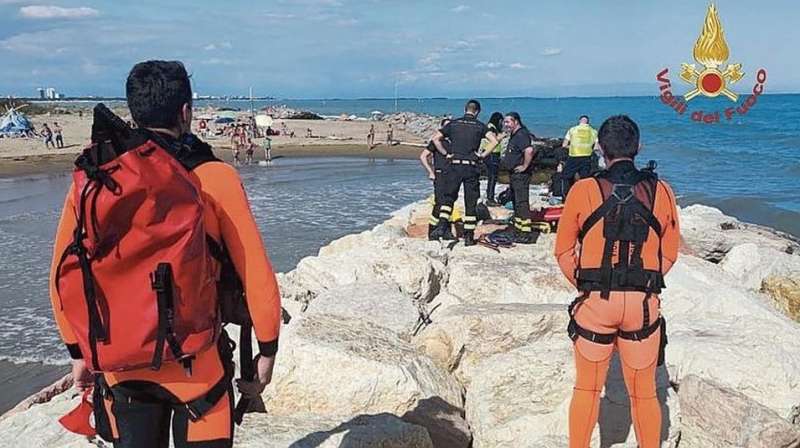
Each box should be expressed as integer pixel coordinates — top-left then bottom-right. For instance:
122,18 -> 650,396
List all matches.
500,112 -> 537,244
367,124 -> 375,149
53,122 -> 64,148
419,119 -> 453,239
42,123 -> 54,149
430,99 -> 498,246
562,115 -> 598,199
49,60 -> 282,448
481,112 -> 506,206
386,123 -> 394,145
555,115 -> 679,448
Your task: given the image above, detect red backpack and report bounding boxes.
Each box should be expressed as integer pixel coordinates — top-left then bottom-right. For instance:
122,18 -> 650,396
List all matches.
55,105 -> 219,373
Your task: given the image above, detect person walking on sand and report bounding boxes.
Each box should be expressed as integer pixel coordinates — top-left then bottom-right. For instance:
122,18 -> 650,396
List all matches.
556,115 -> 679,448
562,115 -> 598,199
53,122 -> 64,148
42,123 -> 55,149
50,60 -> 282,448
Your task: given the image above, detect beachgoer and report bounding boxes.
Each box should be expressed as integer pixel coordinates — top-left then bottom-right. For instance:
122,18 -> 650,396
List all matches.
430,99 -> 498,246
306,128 -> 312,138
555,115 -> 679,448
263,136 -> 272,163
49,60 -> 281,448
367,124 -> 375,148
420,119 -> 453,239
386,123 -> 394,145
562,115 -> 598,199
53,122 -> 64,148
198,118 -> 208,137
245,138 -> 255,165
500,112 -> 537,244
42,123 -> 54,149
480,112 -> 506,205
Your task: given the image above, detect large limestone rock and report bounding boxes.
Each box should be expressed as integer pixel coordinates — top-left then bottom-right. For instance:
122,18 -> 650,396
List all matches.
305,283 -> 421,336
662,255 -> 800,417
678,375 -> 800,448
679,205 -> 799,262
444,234 -> 574,306
415,303 -> 568,386
284,235 -> 448,304
262,313 -> 470,448
719,242 -> 800,290
236,413 -> 434,448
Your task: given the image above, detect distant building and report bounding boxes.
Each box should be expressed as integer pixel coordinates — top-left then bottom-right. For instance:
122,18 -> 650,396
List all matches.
44,87 -> 60,100
37,88 -> 45,99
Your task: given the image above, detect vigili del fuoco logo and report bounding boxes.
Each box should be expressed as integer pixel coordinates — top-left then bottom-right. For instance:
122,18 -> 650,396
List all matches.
656,3 -> 767,124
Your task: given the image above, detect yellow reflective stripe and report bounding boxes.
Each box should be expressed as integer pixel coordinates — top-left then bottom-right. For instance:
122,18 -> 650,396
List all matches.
463,216 -> 477,222
464,224 -> 477,230
439,213 -> 451,219
440,205 -> 453,212
429,217 -> 439,225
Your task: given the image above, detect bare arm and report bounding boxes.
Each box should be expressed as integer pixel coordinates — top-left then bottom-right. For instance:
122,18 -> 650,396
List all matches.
514,146 -> 535,172
419,149 -> 435,179
431,130 -> 449,156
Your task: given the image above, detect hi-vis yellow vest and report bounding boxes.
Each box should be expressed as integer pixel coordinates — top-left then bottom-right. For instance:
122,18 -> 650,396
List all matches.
567,124 -> 597,157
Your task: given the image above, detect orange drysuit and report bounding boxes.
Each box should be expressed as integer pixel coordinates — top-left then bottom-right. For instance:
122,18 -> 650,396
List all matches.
555,160 -> 679,448
49,135 -> 282,447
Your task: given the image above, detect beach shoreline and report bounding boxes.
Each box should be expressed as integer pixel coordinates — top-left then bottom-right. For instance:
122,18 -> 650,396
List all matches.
0,143 -> 424,178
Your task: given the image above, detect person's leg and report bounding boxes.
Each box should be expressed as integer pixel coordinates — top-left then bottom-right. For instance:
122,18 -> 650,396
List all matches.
430,168 -> 457,240
171,389 -> 234,448
462,166 -> 480,245
511,173 -> 535,243
429,174 -> 443,238
618,292 -> 663,448
569,347 -> 612,448
486,155 -> 499,202
576,156 -> 592,181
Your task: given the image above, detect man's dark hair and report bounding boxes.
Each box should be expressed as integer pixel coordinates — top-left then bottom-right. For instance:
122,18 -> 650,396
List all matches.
439,118 -> 450,127
505,111 -> 523,126
126,60 -> 192,129
579,115 -> 589,121
465,99 -> 481,114
598,115 -> 639,160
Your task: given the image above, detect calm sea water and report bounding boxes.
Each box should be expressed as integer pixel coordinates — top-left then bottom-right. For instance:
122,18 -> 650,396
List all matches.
201,94 -> 800,235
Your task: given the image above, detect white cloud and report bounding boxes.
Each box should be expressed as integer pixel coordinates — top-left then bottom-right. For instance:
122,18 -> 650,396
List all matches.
19,5 -> 99,19
263,12 -> 297,20
475,61 -> 502,69
451,5 -> 469,13
509,62 -> 527,69
419,52 -> 441,66
202,58 -> 236,66
204,41 -> 233,51
335,17 -> 358,26
541,47 -> 562,57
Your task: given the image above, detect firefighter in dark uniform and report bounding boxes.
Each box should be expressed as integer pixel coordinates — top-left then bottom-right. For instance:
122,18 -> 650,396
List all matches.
430,100 -> 498,246
500,112 -> 537,244
419,119 -> 454,240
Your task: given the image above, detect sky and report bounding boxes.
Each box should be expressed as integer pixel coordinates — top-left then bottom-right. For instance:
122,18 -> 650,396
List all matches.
1,0 -> 799,99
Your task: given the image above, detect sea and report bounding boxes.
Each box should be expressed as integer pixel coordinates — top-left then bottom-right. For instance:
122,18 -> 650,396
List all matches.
0,94 -> 798,411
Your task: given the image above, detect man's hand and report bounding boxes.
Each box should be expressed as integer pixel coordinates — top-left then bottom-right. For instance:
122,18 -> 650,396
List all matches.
71,359 -> 94,392
236,355 -> 275,399
428,172 -> 436,181
514,165 -> 527,173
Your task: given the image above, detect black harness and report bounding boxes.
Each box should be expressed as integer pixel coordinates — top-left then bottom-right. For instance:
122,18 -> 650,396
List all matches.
566,164 -> 668,364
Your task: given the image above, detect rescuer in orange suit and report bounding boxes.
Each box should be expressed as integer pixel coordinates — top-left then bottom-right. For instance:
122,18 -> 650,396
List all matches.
555,115 -> 680,448
49,61 -> 282,448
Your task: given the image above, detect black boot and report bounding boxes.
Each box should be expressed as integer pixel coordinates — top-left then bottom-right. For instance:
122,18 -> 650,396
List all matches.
463,231 -> 477,246
429,220 -> 456,241
513,229 -> 538,245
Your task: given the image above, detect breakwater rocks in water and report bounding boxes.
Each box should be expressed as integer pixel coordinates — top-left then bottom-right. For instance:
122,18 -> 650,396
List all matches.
2,202 -> 800,447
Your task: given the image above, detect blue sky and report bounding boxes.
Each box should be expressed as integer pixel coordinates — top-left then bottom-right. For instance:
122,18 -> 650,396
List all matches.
1,0 -> 798,98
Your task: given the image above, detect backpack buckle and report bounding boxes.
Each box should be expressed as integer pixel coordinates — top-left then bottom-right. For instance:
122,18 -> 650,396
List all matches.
611,184 -> 634,203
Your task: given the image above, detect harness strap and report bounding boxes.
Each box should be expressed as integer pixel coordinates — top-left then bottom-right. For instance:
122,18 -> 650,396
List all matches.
150,263 -> 188,372
233,323 -> 254,425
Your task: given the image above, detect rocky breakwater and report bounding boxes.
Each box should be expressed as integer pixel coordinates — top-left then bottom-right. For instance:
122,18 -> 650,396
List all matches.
2,201 -> 800,447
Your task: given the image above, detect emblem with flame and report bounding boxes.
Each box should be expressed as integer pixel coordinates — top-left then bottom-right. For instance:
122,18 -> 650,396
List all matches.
680,4 -> 744,101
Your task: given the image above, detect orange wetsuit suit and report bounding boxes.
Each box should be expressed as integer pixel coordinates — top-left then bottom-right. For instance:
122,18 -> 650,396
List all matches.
555,159 -> 679,448
49,136 -> 282,448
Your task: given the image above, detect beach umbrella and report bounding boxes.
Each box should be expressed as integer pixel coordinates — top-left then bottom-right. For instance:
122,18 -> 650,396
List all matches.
214,117 -> 235,124
255,115 -> 273,128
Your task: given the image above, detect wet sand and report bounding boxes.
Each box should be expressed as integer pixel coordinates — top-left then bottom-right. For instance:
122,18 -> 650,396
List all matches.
0,143 -> 424,179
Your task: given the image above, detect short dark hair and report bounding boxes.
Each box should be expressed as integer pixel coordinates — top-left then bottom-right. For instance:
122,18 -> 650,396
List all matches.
598,115 -> 639,160
579,115 -> 589,121
505,111 -> 523,126
126,60 -> 192,129
465,99 -> 481,114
